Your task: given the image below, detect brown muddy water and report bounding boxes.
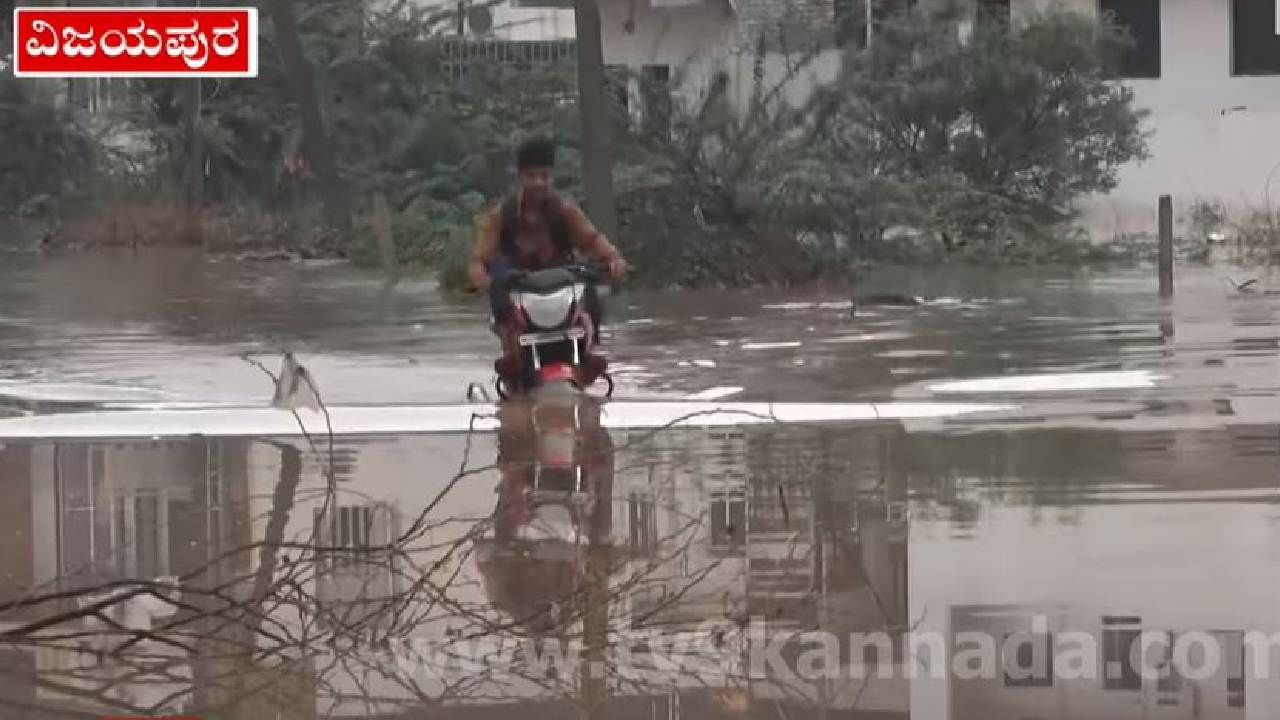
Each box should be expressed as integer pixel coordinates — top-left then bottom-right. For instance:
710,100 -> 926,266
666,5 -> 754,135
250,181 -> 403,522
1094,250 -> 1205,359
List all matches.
1,249 -> 1280,718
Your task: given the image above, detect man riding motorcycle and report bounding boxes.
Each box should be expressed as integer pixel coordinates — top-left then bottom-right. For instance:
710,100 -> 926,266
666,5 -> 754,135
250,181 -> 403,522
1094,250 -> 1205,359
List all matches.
468,137 -> 628,390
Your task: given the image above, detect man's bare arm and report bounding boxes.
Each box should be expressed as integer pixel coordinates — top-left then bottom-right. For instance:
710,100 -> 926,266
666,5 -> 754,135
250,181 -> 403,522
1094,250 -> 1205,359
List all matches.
468,209 -> 500,290
562,201 -> 622,266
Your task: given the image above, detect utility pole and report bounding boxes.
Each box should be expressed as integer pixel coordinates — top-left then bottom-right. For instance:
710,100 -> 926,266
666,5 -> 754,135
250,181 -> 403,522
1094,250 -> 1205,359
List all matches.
265,0 -> 352,241
183,0 -> 204,211
185,78 -> 203,207
573,0 -> 620,240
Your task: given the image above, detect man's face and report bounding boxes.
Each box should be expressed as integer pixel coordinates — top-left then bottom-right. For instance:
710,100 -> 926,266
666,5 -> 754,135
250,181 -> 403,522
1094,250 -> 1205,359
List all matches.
517,166 -> 553,202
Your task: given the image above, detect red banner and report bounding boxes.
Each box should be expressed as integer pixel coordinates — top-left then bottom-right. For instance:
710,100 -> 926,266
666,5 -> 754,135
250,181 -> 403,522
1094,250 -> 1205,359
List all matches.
13,6 -> 257,77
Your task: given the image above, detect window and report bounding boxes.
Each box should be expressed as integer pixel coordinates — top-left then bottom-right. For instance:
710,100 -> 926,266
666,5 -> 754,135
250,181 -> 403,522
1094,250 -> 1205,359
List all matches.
605,64 -> 631,128
871,0 -> 918,28
627,493 -> 656,556
57,445 -> 176,584
704,71 -> 730,112
313,504 -> 397,637
1151,631 -> 1182,705
1102,616 -> 1143,691
640,64 -> 671,138
833,0 -> 868,49
709,490 -> 746,548
1222,631 -> 1246,708
59,445 -> 107,580
315,505 -> 374,570
1232,0 -> 1280,75
1099,0 -> 1161,78
1002,632 -> 1054,688
510,0 -> 574,8
112,493 -> 167,580
976,0 -> 1010,26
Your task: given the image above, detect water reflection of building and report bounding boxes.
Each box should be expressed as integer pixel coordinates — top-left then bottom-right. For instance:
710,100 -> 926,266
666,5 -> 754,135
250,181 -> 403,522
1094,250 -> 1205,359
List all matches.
0,438 -> 257,599
0,419 -> 915,718
903,425 -> 1280,720
614,423 -> 912,715
249,420 -> 916,717
41,440 -> 255,590
616,425 -> 909,628
0,438 -> 258,716
948,604 -> 1247,720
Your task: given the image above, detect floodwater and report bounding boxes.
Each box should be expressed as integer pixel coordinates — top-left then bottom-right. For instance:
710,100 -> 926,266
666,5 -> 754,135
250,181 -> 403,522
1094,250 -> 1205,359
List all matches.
2,248 -> 1280,718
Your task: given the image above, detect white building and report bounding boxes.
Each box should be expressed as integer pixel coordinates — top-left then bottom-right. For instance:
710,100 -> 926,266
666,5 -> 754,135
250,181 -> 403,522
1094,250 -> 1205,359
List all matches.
442,0 -> 1280,243
1027,0 -> 1280,243
905,446 -> 1280,720
601,0 -> 1280,243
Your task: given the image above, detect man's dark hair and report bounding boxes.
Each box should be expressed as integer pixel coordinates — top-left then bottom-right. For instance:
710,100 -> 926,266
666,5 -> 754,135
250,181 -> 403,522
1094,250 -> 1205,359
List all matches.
515,137 -> 556,170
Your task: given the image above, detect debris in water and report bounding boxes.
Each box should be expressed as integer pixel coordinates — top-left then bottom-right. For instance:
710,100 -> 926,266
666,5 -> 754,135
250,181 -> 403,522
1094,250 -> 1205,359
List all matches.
684,386 -> 743,401
778,485 -> 790,528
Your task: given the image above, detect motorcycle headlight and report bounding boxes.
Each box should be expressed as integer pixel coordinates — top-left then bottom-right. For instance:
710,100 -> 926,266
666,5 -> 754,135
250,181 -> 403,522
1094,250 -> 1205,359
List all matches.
517,286 -> 580,329
520,504 -> 578,543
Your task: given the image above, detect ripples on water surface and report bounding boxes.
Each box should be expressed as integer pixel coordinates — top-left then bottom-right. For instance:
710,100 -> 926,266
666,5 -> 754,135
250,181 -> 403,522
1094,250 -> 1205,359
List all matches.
6,247 -> 1278,408
0,251 -> 1279,717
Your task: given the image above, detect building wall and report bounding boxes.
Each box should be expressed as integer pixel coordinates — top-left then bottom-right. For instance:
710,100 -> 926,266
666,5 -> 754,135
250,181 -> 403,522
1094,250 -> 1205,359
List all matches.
949,604 -> 1249,720
492,5 -> 576,41
596,0 -> 840,117
1019,0 -> 1280,241
907,500 -> 1280,720
238,424 -> 911,714
399,0 -> 575,41
601,0 -> 1280,242
614,427 -> 749,628
0,445 -> 35,617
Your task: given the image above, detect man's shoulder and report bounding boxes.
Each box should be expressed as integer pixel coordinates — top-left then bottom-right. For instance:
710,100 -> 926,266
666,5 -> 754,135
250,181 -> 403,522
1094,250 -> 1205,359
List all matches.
555,194 -> 584,211
476,198 -> 507,224
554,196 -> 588,219
483,193 -> 525,221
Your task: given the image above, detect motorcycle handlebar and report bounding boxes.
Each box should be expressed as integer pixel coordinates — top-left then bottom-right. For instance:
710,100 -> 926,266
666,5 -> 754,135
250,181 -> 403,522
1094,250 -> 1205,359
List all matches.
496,263 -> 616,302
508,262 -> 609,284
572,261 -> 609,284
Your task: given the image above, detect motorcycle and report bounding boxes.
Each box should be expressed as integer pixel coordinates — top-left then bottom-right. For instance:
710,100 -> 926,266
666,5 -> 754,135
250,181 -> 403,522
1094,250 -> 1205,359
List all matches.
492,262 -> 614,401
472,393 -> 619,637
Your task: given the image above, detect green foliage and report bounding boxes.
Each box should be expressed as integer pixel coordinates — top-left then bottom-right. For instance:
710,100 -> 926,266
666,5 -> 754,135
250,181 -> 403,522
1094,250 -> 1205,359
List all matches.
615,42 -> 835,286
432,223 -> 476,292
2,0 -> 1153,284
73,0 -> 583,265
0,71 -> 113,218
1229,206 -> 1280,265
808,1 -> 1150,258
612,1 -> 1151,282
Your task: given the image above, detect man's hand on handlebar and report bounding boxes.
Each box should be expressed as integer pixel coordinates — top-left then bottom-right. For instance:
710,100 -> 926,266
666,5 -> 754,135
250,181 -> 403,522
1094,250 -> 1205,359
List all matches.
607,257 -> 628,283
577,259 -> 625,285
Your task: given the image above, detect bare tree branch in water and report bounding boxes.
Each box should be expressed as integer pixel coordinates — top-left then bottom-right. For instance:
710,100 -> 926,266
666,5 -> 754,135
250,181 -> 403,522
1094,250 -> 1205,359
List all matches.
0,373 -> 910,719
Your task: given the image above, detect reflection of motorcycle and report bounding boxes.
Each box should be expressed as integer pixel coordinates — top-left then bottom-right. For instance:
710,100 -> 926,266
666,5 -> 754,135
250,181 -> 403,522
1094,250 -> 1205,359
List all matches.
493,263 -> 614,400
473,392 -> 618,637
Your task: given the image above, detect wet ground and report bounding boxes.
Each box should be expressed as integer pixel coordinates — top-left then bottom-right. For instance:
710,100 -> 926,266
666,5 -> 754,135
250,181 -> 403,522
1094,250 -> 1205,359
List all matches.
1,249 -> 1280,718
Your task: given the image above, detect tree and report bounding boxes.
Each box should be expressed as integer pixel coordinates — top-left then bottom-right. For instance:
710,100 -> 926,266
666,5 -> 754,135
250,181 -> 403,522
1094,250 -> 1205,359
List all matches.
812,1 -> 1152,257
263,0 -> 352,244
0,66 -> 106,219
